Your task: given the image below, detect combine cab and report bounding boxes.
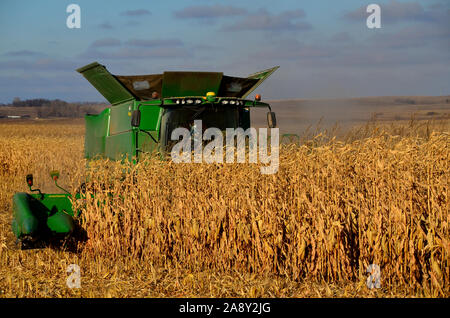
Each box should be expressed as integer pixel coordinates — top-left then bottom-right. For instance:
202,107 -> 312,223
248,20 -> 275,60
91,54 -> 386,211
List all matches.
11,62 -> 279,247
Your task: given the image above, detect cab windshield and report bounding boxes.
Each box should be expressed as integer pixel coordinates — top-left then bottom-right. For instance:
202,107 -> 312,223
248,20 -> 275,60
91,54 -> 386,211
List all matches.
160,106 -> 240,150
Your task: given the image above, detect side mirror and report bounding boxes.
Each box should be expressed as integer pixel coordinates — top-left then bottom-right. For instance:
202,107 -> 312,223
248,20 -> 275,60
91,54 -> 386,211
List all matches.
267,112 -> 277,128
50,170 -> 60,181
131,110 -> 141,127
26,174 -> 33,187
49,170 -> 71,195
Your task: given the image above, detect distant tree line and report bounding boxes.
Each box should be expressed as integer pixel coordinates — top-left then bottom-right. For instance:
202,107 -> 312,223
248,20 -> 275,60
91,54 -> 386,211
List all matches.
11,98 -> 54,107
0,98 -> 107,118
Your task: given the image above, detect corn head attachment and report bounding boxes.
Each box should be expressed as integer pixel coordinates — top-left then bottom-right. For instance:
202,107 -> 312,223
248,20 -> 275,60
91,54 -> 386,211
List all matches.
11,171 -> 76,248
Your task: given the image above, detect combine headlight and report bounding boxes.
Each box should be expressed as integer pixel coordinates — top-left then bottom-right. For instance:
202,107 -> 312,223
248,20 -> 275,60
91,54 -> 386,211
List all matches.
222,100 -> 229,105
181,99 -> 186,104
186,99 -> 194,104
195,99 -> 202,104
230,100 -> 236,105
176,99 -> 180,104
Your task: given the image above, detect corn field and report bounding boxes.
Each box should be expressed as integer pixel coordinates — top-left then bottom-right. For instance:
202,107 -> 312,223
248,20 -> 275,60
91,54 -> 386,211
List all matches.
0,118 -> 448,297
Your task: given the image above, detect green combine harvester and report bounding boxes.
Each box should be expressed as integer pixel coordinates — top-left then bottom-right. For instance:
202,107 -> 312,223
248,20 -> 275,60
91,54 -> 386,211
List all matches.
11,62 -> 279,248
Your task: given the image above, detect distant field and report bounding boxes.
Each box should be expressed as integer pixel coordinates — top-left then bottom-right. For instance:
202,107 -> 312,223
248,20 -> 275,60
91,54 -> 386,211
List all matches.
252,95 -> 450,135
2,96 -> 449,133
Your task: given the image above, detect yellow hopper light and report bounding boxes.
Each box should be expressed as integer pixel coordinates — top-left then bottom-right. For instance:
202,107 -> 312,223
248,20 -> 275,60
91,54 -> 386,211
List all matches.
206,92 -> 216,102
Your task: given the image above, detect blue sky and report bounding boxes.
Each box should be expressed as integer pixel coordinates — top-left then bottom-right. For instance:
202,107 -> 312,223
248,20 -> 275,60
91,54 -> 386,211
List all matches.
0,0 -> 448,102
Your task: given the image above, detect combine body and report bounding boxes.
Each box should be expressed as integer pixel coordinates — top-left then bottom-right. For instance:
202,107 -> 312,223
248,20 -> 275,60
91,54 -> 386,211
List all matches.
78,62 -> 279,160
11,62 -> 278,246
